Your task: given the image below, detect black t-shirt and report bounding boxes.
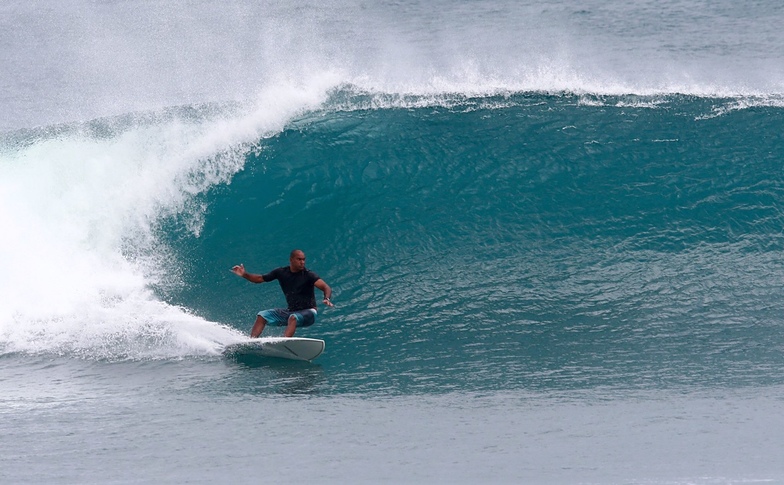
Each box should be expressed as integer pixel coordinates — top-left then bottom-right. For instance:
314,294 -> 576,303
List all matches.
262,267 -> 321,311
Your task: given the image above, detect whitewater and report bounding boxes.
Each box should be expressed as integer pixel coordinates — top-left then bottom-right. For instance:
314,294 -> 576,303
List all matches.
2,0 -> 784,483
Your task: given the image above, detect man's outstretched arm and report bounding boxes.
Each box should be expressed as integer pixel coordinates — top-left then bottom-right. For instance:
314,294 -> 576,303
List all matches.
231,264 -> 265,283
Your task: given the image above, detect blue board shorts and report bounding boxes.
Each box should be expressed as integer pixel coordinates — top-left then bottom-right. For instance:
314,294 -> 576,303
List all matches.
257,308 -> 317,327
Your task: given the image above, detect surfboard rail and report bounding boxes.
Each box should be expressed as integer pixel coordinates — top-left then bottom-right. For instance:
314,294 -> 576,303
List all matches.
223,337 -> 325,361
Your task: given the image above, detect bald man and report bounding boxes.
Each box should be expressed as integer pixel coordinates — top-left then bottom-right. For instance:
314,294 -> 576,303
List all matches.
232,249 -> 333,338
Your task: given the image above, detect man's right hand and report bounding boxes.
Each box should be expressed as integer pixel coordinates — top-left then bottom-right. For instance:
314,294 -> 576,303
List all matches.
231,264 -> 245,276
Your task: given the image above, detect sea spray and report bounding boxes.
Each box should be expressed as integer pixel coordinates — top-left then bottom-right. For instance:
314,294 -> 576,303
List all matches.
0,82 -> 335,359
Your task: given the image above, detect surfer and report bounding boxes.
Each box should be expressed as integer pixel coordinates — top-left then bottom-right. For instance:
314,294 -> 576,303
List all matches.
231,249 -> 334,338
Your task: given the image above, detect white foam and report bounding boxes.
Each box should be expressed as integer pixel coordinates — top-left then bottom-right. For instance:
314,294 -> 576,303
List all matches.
0,81 -> 334,359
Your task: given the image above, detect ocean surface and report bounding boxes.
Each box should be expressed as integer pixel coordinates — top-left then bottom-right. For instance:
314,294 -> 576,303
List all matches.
2,0 -> 784,483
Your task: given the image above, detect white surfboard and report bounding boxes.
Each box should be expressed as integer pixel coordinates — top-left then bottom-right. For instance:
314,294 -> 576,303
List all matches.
223,337 -> 325,362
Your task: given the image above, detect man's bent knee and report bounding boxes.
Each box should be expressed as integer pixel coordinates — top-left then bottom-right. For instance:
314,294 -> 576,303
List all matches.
284,317 -> 297,337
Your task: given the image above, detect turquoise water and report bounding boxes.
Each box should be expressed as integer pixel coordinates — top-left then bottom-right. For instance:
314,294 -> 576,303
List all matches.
177,94 -> 784,394
3,1 -> 784,483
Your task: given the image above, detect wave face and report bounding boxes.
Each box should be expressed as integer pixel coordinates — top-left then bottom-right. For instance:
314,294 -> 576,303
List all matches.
175,93 -> 784,393
2,0 -> 784,394
6,90 -> 780,391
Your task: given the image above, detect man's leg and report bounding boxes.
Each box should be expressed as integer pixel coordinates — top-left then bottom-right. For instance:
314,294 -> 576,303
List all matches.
284,314 -> 297,338
251,315 -> 267,338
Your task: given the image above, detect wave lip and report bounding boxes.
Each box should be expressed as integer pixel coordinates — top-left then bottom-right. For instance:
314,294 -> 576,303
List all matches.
319,83 -> 784,117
